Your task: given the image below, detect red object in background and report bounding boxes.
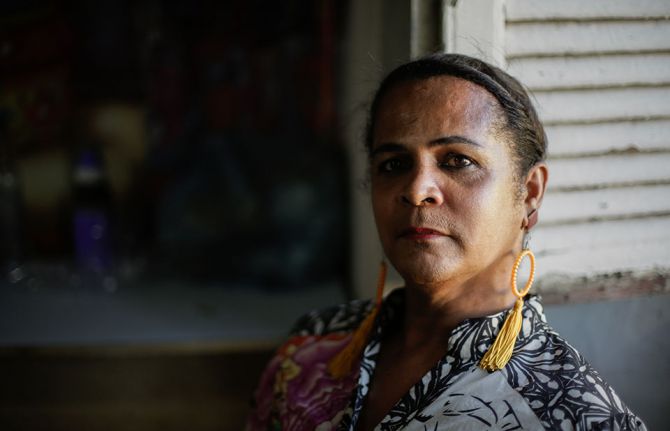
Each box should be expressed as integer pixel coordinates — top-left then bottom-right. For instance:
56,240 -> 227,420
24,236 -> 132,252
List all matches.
1,64 -> 72,150
0,13 -> 73,152
0,16 -> 73,73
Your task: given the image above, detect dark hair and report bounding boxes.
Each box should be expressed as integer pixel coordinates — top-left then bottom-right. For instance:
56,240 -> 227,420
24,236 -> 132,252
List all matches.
365,53 -> 547,177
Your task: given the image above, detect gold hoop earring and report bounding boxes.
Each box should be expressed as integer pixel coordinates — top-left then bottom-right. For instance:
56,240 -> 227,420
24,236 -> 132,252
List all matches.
511,249 -> 535,298
480,248 -> 536,372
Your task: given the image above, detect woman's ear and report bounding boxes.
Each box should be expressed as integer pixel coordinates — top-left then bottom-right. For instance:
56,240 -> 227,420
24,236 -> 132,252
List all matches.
522,162 -> 548,230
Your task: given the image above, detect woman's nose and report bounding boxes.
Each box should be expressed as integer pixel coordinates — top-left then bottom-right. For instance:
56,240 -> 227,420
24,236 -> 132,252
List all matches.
400,165 -> 444,207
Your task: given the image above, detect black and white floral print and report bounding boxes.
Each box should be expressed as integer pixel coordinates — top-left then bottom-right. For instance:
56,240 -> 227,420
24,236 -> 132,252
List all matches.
287,288 -> 646,430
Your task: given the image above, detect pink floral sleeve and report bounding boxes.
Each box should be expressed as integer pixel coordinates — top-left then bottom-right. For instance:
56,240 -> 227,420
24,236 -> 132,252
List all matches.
246,333 -> 359,431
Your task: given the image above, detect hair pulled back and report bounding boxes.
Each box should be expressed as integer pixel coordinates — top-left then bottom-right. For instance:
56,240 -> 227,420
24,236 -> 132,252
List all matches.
366,53 -> 547,176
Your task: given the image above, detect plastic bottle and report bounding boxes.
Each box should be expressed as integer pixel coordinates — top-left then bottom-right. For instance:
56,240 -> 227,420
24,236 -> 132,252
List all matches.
72,147 -> 114,279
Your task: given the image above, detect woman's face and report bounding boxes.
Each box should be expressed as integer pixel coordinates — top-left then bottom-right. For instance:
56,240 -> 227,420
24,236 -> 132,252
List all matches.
370,76 -> 525,286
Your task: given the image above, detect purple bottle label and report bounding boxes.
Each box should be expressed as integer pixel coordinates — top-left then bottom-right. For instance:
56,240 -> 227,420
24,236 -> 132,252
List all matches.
74,208 -> 111,272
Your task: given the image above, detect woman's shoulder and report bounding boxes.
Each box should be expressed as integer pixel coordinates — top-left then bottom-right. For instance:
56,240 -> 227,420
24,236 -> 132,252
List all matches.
511,316 -> 647,430
288,297 -> 375,337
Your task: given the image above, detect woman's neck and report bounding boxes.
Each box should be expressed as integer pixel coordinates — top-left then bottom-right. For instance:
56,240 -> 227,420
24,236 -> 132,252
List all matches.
397,255 -> 518,350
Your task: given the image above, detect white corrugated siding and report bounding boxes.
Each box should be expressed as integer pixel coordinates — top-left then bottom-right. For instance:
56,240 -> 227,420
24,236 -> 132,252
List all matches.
504,0 -> 670,278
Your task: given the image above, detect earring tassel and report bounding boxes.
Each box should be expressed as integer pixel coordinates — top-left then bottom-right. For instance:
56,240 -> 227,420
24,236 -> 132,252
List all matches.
479,298 -> 524,371
328,262 -> 386,379
480,249 -> 535,372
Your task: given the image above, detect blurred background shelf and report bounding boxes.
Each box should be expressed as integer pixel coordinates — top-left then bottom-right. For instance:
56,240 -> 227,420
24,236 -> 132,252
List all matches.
0,276 -> 345,431
0,278 -> 344,346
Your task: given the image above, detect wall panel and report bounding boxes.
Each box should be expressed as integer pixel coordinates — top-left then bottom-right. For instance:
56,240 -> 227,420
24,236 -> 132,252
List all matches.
504,0 -> 670,278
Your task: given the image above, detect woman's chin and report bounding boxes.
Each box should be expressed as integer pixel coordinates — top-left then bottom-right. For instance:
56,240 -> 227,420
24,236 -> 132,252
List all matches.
392,258 -> 460,287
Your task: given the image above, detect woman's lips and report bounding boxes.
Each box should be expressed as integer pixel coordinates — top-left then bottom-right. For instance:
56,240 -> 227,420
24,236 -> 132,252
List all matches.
399,227 -> 447,240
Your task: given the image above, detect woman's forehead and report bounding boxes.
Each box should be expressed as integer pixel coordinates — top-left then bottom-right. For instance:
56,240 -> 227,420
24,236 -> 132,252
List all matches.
373,76 -> 502,143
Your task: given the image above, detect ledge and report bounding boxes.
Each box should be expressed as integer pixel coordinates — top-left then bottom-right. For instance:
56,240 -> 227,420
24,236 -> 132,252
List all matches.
535,269 -> 670,304
0,278 -> 345,347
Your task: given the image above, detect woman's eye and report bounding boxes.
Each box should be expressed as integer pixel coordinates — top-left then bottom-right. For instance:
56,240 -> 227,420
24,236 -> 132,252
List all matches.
442,154 -> 473,169
378,158 -> 408,173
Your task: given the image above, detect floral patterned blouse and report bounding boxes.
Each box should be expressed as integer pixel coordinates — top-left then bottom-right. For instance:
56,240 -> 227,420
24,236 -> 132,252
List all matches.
246,289 -> 647,430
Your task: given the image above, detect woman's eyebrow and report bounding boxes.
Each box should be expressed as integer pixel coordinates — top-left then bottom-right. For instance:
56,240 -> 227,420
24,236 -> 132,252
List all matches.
429,135 -> 483,148
371,135 -> 482,158
370,142 -> 407,158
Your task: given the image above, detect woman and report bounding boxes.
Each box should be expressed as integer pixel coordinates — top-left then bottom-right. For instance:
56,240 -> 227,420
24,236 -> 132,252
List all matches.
246,54 -> 646,430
